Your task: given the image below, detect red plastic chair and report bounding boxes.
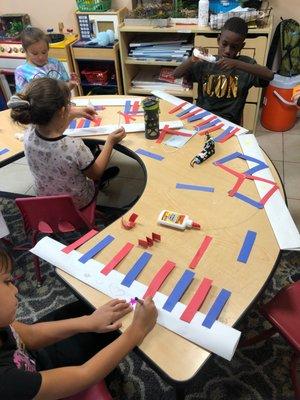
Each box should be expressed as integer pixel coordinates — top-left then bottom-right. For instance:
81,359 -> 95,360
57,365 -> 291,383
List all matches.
239,281 -> 300,399
15,195 -> 100,284
62,380 -> 112,400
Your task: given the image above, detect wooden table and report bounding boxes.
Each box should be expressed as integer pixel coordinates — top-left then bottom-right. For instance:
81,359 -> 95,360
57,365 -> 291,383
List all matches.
0,109 -> 24,167
0,96 -> 282,394
55,96 -> 281,390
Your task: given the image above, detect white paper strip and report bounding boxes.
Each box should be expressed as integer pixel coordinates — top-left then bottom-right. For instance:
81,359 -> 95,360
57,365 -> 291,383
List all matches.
65,120 -> 184,137
73,98 -> 142,107
31,236 -> 241,361
238,134 -> 300,250
151,90 -> 248,134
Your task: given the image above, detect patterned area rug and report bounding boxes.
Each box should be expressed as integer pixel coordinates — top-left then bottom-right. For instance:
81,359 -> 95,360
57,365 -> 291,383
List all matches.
1,196 -> 299,400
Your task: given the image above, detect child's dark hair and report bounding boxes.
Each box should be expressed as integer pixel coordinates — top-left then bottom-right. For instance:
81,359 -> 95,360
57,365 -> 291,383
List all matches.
10,77 -> 71,125
0,242 -> 13,274
20,26 -> 49,50
222,17 -> 248,38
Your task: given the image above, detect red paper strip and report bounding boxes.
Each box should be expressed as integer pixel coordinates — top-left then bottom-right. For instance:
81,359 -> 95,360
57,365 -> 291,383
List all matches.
189,236 -> 213,269
218,127 -> 239,143
215,163 -> 245,179
118,111 -> 135,124
164,128 -> 192,137
228,175 -> 245,196
168,102 -> 188,114
77,118 -> 85,128
121,213 -> 138,230
138,239 -> 149,248
180,277 -> 213,322
179,108 -> 202,120
194,115 -> 216,128
156,124 -> 169,143
146,237 -> 153,246
101,242 -> 134,276
62,229 -> 99,254
131,101 -> 140,113
152,232 -> 161,242
93,117 -> 102,126
259,184 -> 279,205
198,123 -> 224,135
143,261 -> 176,298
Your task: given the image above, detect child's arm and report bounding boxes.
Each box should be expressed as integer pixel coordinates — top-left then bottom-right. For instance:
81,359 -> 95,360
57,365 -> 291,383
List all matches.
13,299 -> 131,350
217,58 -> 274,81
83,127 -> 126,181
35,298 -> 157,400
173,47 -> 207,78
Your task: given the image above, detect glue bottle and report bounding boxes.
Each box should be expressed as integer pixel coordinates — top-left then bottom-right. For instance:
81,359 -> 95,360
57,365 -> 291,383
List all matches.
198,0 -> 209,27
157,210 -> 201,230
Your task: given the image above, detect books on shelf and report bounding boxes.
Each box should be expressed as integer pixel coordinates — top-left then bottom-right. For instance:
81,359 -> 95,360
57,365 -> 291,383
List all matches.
131,67 -> 191,91
128,40 -> 192,62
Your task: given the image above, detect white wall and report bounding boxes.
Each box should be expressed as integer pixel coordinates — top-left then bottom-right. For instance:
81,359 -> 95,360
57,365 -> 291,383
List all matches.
0,0 -> 299,34
0,0 -> 133,33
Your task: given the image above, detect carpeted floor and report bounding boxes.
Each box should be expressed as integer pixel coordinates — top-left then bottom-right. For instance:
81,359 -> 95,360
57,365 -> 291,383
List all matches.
1,195 -> 299,400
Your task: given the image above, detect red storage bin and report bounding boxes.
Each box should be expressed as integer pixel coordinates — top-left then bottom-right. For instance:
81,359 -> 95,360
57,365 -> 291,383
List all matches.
81,69 -> 110,85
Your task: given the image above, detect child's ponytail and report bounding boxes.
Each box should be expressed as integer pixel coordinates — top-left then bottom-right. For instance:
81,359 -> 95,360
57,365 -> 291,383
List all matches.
8,94 -> 32,125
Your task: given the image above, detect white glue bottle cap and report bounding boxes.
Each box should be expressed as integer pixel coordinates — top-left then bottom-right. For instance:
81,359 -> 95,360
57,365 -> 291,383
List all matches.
186,219 -> 201,229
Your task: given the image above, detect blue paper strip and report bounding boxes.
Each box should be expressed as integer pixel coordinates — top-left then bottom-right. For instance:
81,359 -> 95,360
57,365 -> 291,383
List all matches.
202,288 -> 231,328
234,192 -> 264,209
0,148 -> 9,156
176,183 -> 214,192
237,230 -> 257,263
121,252 -> 152,287
83,119 -> 91,128
163,270 -> 195,312
69,120 -> 76,129
188,111 -> 210,122
79,235 -> 115,264
196,119 -> 221,132
135,148 -> 164,161
124,100 -> 131,114
213,126 -> 234,142
176,105 -> 197,117
215,152 -> 268,175
215,152 -> 241,165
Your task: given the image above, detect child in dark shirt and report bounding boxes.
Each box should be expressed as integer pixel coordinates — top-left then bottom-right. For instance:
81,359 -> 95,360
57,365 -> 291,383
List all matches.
173,17 -> 274,125
0,245 -> 157,400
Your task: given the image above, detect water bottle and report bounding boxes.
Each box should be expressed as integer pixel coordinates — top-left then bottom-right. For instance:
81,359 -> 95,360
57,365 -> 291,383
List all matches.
142,96 -> 160,140
198,0 -> 209,27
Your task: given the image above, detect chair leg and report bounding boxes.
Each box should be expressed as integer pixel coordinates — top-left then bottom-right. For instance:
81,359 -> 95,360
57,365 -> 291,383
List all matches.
32,231 -> 44,285
291,352 -> 300,400
239,327 -> 277,348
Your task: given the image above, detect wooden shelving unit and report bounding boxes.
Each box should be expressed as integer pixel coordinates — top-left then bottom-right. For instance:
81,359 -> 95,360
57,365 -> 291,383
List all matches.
119,20 -> 273,132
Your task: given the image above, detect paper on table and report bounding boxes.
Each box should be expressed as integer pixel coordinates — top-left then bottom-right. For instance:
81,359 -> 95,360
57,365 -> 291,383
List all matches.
151,90 -> 249,134
238,134 -> 300,250
164,129 -> 197,148
65,121 -> 184,137
73,98 -> 141,107
31,236 -> 241,361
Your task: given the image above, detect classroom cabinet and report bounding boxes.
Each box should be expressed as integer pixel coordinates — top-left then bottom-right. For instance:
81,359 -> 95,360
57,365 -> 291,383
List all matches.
119,22 -> 273,132
71,42 -> 123,96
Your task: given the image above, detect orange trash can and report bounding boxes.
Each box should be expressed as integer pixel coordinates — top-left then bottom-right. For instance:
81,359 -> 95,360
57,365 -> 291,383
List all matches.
261,74 -> 300,132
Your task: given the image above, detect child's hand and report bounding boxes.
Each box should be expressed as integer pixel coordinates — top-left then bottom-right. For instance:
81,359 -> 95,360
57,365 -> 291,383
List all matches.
192,46 -> 208,62
70,105 -> 98,121
217,57 -> 240,71
70,72 -> 80,84
127,297 -> 158,344
86,299 -> 132,333
107,127 -> 126,145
